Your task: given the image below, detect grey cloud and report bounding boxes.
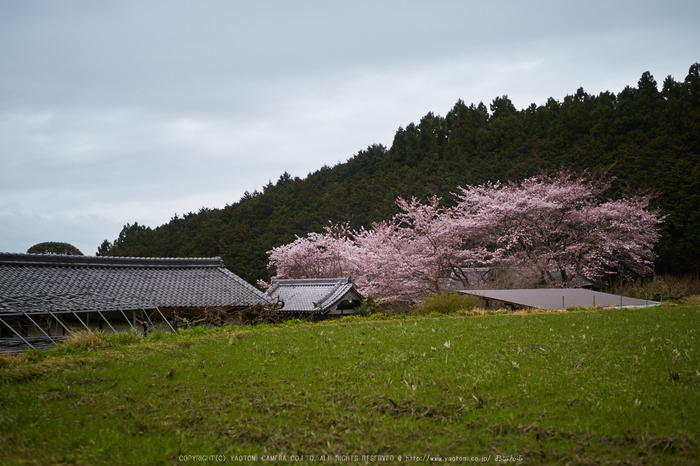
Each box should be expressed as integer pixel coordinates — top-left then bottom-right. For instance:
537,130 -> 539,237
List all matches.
0,0 -> 697,254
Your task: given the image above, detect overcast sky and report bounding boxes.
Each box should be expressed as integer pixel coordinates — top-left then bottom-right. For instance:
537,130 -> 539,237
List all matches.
1,1 -> 698,256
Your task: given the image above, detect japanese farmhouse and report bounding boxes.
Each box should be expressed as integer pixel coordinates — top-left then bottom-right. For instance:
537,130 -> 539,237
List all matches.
0,253 -> 273,352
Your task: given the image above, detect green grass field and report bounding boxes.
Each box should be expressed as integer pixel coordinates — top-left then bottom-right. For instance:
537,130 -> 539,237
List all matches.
1,305 -> 699,465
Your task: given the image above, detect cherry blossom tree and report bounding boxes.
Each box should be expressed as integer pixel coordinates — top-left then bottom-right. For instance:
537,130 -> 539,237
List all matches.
267,196 -> 493,302
267,170 -> 663,301
451,170 -> 663,286
353,196 -> 492,301
267,222 -> 361,281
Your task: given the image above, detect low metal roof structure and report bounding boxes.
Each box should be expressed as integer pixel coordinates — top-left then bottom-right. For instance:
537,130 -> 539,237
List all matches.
266,277 -> 363,317
458,288 -> 661,310
0,253 -> 272,352
442,267 -> 607,291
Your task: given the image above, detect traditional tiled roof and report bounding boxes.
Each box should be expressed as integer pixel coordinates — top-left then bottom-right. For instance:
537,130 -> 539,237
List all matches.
266,277 -> 363,313
0,253 -> 271,314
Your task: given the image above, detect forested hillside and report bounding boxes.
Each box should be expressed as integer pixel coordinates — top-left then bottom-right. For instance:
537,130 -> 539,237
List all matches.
99,64 -> 700,285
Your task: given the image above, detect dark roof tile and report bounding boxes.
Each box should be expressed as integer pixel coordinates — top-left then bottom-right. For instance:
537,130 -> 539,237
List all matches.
0,253 -> 271,313
266,277 -> 363,312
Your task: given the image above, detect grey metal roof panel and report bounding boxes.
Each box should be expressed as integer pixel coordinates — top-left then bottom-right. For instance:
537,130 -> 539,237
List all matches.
458,288 -> 660,310
0,253 -> 271,313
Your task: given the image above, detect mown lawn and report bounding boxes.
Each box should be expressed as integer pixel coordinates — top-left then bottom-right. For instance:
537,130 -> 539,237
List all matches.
1,305 -> 699,465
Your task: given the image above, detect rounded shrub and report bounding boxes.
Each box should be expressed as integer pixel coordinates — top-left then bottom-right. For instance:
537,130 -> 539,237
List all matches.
353,296 -> 386,317
23,348 -> 47,363
61,330 -> 109,352
282,318 -> 305,326
107,331 -> 142,347
0,354 -> 13,368
412,292 -> 481,316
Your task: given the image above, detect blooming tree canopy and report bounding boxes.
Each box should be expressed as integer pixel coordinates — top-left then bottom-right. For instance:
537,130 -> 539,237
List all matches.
353,196 -> 493,302
267,222 -> 361,281
451,171 -> 663,287
267,170 -> 663,302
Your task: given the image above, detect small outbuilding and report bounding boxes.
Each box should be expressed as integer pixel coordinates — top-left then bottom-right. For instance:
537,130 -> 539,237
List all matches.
265,277 -> 363,319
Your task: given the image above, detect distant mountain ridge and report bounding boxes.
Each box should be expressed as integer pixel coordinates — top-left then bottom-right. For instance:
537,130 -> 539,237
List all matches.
100,63 -> 700,285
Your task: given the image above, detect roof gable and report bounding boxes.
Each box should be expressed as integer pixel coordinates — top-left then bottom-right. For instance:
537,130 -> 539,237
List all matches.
266,277 -> 363,313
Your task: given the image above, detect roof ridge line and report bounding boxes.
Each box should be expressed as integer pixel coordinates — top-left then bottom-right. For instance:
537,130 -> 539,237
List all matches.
270,277 -> 350,286
0,253 -> 225,268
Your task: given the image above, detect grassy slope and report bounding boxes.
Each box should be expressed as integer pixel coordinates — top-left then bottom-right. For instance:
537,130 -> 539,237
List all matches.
1,306 -> 699,465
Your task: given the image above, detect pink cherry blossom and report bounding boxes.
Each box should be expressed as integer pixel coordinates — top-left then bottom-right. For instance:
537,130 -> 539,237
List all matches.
267,170 -> 663,302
